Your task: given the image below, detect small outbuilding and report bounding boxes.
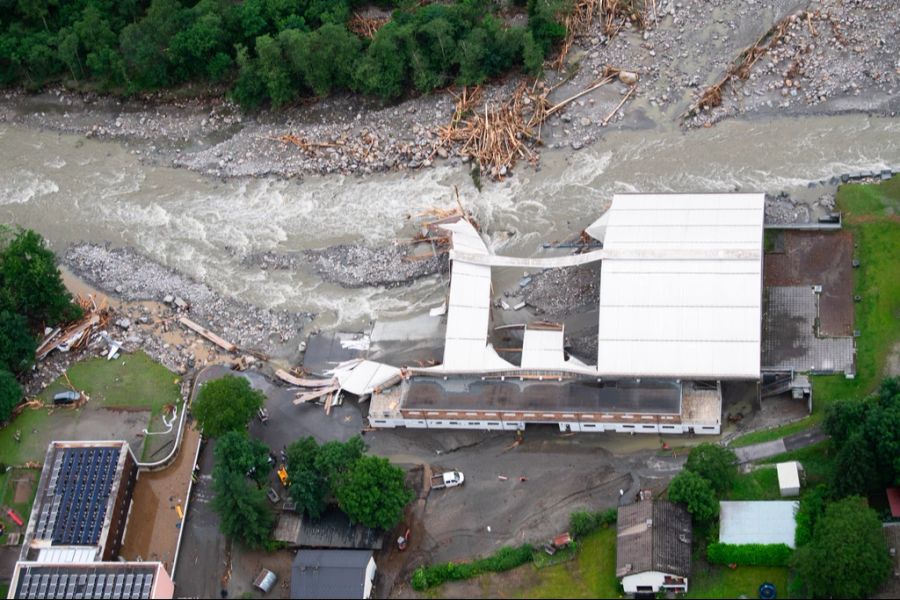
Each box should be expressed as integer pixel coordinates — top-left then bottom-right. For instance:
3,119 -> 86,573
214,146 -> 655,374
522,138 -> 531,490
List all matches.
291,549 -> 376,599
776,461 -> 803,497
616,500 -> 692,594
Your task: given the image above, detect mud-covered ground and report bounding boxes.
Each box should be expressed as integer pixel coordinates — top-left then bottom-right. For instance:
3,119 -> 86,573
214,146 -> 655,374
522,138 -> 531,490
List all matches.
0,0 -> 895,180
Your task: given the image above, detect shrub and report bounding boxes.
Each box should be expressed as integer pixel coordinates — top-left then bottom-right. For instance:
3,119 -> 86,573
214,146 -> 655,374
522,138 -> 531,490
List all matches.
569,507 -> 617,537
707,543 -> 792,567
411,544 -> 534,590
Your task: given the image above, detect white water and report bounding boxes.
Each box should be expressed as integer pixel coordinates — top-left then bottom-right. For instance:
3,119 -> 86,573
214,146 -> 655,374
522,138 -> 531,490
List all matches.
0,114 -> 897,328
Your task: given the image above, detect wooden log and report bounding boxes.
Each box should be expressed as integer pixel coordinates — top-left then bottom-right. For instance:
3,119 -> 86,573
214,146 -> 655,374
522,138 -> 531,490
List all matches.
293,387 -> 339,405
177,317 -> 237,353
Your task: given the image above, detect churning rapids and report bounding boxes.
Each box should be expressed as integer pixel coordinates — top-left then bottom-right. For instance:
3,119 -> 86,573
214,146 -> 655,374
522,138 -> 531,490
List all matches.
1,114 -> 898,330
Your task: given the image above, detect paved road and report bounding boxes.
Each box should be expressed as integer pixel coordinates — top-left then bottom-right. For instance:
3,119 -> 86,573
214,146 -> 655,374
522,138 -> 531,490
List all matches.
734,425 -> 827,463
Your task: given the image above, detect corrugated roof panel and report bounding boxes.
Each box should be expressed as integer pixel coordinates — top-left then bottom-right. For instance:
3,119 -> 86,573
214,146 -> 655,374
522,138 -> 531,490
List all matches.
521,327 -> 567,369
595,193 -> 764,379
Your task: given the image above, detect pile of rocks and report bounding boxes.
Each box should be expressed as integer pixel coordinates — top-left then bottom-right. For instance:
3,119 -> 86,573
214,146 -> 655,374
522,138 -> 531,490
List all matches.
305,242 -> 449,288
64,243 -> 312,359
522,262 -> 601,318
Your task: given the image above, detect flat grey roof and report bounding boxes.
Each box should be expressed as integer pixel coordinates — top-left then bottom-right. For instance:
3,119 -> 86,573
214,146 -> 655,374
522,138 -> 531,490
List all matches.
291,549 -> 372,599
404,377 -> 681,415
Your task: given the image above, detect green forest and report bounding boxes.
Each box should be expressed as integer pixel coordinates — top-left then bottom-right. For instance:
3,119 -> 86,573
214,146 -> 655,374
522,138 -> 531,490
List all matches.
0,0 -> 570,108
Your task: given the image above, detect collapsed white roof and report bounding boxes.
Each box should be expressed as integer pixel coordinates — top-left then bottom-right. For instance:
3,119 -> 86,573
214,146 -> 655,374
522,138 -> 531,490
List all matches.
438,220 -> 514,372
521,325 -> 567,370
592,193 -> 764,379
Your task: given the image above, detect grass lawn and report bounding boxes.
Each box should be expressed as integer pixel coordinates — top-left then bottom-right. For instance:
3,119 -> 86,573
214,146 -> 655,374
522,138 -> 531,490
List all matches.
41,351 -> 181,413
0,351 -> 181,466
727,467 -> 781,501
732,176 -> 900,447
759,440 -> 835,484
684,564 -> 788,599
0,467 -> 39,535
517,527 -> 620,599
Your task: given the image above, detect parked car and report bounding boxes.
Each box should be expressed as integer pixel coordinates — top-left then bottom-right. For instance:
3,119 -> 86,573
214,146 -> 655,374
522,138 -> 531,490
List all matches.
53,391 -> 81,405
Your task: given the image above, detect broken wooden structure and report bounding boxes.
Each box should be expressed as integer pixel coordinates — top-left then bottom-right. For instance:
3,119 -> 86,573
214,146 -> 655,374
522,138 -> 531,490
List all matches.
177,317 -> 237,353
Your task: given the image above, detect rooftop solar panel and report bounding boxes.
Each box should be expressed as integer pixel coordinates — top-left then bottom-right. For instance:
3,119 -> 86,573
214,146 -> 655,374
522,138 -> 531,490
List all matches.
44,446 -> 121,546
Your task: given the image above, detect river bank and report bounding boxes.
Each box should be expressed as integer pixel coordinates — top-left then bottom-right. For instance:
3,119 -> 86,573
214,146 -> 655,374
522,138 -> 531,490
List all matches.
0,0 -> 895,181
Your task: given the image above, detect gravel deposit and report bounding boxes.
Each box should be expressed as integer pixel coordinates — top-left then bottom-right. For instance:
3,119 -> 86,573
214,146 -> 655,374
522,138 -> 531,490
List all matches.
305,243 -> 448,288
64,243 -> 312,359
0,0 -> 894,179
523,262 -> 601,318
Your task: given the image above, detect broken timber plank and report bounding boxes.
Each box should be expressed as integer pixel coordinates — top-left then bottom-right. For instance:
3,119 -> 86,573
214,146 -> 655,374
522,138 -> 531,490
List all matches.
275,369 -> 336,387
293,387 -> 339,405
324,393 -> 334,416
177,317 -> 237,353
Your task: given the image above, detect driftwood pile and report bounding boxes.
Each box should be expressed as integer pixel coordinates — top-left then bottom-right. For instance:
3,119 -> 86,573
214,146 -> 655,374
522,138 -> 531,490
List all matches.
555,0 -> 651,68
434,66 -> 633,180
348,12 -> 390,39
35,295 -> 110,361
682,11 -> 809,119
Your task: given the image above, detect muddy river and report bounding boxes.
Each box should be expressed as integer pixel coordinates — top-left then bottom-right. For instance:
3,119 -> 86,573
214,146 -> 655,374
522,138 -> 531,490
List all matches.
1,115 -> 898,328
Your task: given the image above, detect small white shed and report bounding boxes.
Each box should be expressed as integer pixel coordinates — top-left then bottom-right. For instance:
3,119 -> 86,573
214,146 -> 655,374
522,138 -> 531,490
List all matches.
776,461 -> 802,497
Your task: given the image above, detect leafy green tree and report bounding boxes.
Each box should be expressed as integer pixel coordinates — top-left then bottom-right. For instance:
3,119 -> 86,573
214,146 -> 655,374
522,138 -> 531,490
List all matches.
684,443 -> 738,494
254,33 -> 294,106
527,0 -> 567,54
792,497 -> 890,599
865,382 -> 900,484
211,468 -> 275,548
830,431 -> 877,497
0,228 -> 80,327
119,0 -> 188,90
297,23 -> 361,96
335,455 -> 413,530
315,435 -> 365,484
284,435 -> 366,519
668,470 -> 719,526
285,436 -> 328,519
0,369 -> 22,423
823,397 -> 868,445
0,311 -> 36,374
456,26 -> 489,85
214,431 -> 271,488
192,375 -> 264,438
169,5 -> 228,82
355,24 -> 410,99
823,378 -> 900,495
230,44 -> 268,108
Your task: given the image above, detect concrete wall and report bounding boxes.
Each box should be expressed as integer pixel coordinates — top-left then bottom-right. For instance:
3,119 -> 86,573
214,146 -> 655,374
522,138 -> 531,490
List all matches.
621,571 -> 688,594
369,417 -> 721,435
151,564 -> 176,599
363,557 -> 377,599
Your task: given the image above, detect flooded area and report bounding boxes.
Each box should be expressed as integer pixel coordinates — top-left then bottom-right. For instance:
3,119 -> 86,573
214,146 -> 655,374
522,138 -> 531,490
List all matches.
1,115 -> 898,331
120,426 -> 201,571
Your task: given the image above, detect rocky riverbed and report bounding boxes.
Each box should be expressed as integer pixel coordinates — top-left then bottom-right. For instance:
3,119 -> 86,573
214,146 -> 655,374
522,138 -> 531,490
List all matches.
0,0 -> 895,180
63,243 -> 313,361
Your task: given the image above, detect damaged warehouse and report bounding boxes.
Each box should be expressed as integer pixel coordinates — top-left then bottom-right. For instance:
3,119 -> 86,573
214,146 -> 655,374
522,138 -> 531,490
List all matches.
368,193 -> 770,435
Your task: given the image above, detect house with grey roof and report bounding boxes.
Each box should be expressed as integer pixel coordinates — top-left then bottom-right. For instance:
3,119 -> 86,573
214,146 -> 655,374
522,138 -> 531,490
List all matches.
291,549 -> 376,599
616,499 -> 692,594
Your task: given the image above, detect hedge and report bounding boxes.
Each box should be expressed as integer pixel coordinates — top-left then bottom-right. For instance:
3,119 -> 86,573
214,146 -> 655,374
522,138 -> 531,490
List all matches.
569,508 -> 618,538
411,544 -> 534,590
707,543 -> 793,566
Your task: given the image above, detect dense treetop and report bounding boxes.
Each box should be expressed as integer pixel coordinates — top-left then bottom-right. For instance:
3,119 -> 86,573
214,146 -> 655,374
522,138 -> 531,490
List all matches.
0,0 -> 569,108
192,375 -> 265,437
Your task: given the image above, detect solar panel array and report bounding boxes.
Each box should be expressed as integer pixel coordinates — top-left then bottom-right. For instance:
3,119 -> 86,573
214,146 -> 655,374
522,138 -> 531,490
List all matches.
15,565 -> 155,599
34,446 -> 121,546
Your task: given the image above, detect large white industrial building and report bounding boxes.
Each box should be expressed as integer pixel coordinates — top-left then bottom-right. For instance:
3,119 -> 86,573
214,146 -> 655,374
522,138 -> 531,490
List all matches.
369,193 -> 766,435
